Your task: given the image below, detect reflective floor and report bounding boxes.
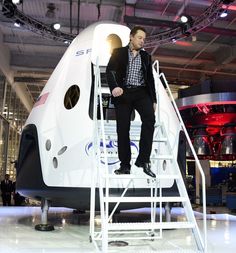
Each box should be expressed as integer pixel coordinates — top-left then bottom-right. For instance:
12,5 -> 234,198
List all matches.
0,205 -> 236,253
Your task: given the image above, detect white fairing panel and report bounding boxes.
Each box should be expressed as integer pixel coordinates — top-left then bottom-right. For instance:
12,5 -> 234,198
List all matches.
25,22 -> 181,189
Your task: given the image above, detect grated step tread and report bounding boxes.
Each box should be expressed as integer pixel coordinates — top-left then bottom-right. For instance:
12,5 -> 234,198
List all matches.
101,154 -> 173,159
104,196 -> 187,203
103,135 -> 167,142
103,174 -> 180,179
107,221 -> 195,231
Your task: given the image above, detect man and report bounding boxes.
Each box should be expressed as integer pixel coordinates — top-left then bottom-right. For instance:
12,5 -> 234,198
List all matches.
106,26 -> 156,178
1,174 -> 13,206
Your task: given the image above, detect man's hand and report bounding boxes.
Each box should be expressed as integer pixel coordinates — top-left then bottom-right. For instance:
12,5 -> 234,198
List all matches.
112,87 -> 124,97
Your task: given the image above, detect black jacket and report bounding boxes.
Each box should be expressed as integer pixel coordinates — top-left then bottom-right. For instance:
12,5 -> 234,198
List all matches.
106,46 -> 157,103
1,180 -> 13,194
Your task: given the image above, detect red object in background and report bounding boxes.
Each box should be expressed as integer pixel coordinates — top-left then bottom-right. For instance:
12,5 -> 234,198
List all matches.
178,102 -> 236,161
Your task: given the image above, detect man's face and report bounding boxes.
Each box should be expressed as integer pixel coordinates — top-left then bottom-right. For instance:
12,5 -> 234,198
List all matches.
130,30 -> 146,50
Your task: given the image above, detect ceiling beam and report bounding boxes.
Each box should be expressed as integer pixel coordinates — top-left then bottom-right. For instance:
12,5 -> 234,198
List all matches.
162,65 -> 236,77
124,15 -> 236,37
14,77 -> 47,84
124,15 -> 179,28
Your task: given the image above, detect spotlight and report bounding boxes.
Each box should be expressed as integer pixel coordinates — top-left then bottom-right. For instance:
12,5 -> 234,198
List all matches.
14,22 -> 20,27
12,0 -> 23,4
14,19 -> 23,27
180,15 -> 194,37
180,14 -> 193,24
171,38 -> 177,43
52,23 -> 61,30
180,15 -> 188,23
220,9 -> 228,18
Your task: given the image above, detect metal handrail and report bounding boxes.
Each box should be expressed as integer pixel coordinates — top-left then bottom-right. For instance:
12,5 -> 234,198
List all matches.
154,60 -> 207,252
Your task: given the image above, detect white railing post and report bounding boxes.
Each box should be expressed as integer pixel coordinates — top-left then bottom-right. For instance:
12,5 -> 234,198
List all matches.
89,59 -> 100,241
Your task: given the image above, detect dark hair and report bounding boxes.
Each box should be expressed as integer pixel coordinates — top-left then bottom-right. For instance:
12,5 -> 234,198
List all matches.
130,26 -> 146,36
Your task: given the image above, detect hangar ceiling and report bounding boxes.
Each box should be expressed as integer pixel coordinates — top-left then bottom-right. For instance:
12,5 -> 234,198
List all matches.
0,0 -> 236,111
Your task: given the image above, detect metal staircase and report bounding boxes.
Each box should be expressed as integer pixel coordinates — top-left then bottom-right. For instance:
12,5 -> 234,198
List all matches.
89,61 -> 207,253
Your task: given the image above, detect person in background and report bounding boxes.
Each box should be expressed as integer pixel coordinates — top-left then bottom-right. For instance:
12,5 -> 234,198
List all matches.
12,181 -> 25,206
106,26 -> 157,178
1,174 -> 13,206
227,173 -> 236,192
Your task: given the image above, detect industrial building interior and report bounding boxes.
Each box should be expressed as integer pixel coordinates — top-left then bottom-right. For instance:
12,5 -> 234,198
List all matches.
0,0 -> 236,252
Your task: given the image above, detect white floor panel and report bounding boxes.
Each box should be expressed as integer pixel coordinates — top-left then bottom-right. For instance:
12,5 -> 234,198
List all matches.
0,206 -> 235,252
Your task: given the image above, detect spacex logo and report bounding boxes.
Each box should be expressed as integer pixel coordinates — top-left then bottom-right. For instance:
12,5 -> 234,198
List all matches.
75,48 -> 92,57
85,140 -> 138,166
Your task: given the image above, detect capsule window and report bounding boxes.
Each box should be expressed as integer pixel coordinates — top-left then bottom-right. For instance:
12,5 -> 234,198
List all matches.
106,34 -> 122,54
64,85 -> 80,109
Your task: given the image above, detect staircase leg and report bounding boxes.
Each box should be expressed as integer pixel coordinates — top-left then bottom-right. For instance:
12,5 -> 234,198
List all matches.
164,202 -> 171,222
35,198 -> 54,231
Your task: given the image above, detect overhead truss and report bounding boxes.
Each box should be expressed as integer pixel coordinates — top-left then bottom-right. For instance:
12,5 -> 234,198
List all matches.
0,0 -> 235,45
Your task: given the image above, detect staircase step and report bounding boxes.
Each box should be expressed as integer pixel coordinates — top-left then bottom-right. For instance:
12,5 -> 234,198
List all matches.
102,122 -> 162,128
103,174 -> 180,179
100,123 -> 162,137
101,154 -> 173,159
104,196 -> 187,203
107,221 -> 194,231
153,155 -> 173,159
103,136 -> 167,142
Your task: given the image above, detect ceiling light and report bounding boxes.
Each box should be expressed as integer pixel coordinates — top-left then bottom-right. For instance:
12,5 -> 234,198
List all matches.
14,19 -> 24,27
179,14 -> 194,37
220,9 -> 228,18
180,14 -> 194,25
14,21 -> 20,27
171,38 -> 177,43
12,0 -> 23,4
180,15 -> 188,23
52,23 -> 61,30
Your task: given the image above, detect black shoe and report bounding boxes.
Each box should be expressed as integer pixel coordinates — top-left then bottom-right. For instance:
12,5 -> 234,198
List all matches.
114,168 -> 130,175
135,161 -> 156,178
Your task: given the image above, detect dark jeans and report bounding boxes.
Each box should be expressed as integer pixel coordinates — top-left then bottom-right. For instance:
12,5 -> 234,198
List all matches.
114,87 -> 155,169
2,192 -> 11,206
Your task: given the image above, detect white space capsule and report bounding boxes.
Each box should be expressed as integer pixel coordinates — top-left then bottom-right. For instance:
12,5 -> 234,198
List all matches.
16,22 -> 183,210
